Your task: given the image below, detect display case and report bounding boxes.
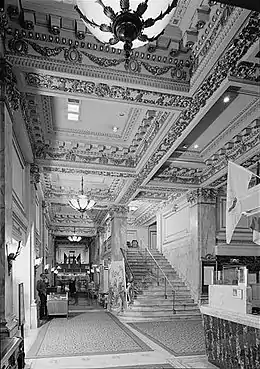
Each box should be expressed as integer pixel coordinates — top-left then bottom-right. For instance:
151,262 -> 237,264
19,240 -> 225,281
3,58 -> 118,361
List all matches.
47,292 -> 68,317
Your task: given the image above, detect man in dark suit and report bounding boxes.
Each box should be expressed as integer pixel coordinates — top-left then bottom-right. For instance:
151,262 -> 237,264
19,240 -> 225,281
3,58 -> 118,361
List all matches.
36,273 -> 48,319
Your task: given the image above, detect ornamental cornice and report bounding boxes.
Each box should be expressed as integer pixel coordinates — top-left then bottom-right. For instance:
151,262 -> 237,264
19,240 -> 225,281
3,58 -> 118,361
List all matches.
52,226 -> 96,236
23,71 -> 191,109
191,4 -> 234,74
203,152 -> 260,189
187,188 -> 218,205
153,117 -> 259,186
4,4 -> 192,88
119,12 -> 260,204
40,165 -> 136,178
6,53 -> 190,93
201,98 -> 259,159
190,7 -> 247,90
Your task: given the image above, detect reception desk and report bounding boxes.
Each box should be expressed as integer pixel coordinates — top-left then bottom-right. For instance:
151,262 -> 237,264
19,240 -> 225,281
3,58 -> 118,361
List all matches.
201,305 -> 260,369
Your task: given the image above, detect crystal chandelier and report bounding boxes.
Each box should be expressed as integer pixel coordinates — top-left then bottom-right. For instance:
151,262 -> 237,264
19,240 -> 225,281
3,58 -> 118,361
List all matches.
68,227 -> 82,242
75,0 -> 177,60
68,176 -> 95,213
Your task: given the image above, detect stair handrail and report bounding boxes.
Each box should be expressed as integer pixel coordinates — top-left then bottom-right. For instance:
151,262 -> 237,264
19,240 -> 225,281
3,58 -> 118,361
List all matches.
144,247 -> 174,290
120,247 -> 136,306
143,247 -> 176,313
120,247 -> 134,282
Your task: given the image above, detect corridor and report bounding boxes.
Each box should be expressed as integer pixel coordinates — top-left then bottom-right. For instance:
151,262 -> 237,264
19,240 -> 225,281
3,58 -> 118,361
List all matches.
24,311 -> 217,369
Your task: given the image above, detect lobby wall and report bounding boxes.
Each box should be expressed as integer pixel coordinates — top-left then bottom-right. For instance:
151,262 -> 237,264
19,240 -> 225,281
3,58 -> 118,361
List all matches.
127,225 -> 148,248
157,197 -> 200,302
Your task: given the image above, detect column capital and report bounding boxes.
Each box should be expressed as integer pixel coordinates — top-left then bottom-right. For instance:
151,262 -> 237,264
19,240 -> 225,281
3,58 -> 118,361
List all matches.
109,205 -> 128,218
187,188 -> 218,205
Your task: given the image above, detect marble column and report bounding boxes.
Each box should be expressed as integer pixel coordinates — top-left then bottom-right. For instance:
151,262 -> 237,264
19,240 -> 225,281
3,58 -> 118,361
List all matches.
0,36 -> 18,338
107,206 -> 128,313
187,188 -> 218,301
28,167 -> 40,329
110,206 -> 128,261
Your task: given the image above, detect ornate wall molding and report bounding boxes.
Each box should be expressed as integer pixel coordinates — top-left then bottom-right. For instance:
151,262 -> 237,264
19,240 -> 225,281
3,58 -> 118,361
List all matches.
187,188 -> 218,205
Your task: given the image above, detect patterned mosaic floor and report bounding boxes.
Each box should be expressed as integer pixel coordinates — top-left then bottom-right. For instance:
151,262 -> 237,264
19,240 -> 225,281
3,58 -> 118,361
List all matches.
27,312 -> 152,358
88,365 -> 175,369
128,319 -> 206,357
68,297 -> 104,311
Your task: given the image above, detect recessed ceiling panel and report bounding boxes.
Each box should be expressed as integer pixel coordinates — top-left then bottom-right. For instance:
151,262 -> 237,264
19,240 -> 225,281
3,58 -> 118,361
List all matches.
51,97 -> 143,144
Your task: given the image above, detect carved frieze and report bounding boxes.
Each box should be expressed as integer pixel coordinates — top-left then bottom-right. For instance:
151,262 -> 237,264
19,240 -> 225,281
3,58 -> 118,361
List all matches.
187,188 -> 218,205
24,72 -> 191,108
230,61 -> 260,82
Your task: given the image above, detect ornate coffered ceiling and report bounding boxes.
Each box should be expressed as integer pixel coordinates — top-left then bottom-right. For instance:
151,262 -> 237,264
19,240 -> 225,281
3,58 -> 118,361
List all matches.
2,1 -> 260,234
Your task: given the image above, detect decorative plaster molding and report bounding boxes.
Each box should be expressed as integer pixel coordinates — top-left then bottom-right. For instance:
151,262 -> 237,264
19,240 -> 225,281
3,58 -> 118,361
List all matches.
6,53 -> 190,93
30,163 -> 40,184
187,188 -> 218,205
190,7 -> 246,89
0,60 -> 21,111
41,165 -> 136,178
109,205 -> 128,218
201,99 -> 259,159
24,71 -> 191,108
119,12 -> 260,203
191,5 -> 234,73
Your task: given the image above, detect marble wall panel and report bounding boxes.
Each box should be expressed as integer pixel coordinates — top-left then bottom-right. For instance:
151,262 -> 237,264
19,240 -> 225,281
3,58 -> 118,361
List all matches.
203,314 -> 260,369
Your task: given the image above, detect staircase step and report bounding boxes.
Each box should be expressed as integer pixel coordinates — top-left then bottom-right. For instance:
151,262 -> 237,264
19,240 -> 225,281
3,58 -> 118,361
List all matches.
121,309 -> 200,317
119,314 -> 202,322
136,296 -> 194,303
129,304 -> 198,311
125,248 -> 200,321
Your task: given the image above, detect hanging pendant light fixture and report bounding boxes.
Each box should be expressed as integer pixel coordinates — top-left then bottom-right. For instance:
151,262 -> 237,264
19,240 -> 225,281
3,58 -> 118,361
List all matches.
68,176 -> 95,213
75,0 -> 177,61
68,227 -> 82,242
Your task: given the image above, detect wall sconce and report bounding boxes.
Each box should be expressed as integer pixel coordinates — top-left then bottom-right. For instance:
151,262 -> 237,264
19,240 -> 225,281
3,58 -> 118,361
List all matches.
7,241 -> 23,275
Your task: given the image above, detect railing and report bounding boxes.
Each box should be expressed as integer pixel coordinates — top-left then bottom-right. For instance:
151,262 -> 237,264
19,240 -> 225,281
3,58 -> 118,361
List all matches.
139,247 -> 176,313
120,248 -> 136,306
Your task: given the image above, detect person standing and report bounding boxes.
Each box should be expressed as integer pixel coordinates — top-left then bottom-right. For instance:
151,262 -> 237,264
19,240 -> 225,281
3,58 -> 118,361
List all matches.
36,273 -> 48,319
69,278 -> 78,305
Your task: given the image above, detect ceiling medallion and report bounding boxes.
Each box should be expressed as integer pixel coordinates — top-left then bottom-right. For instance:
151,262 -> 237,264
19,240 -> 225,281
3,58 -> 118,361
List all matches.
75,0 -> 177,62
68,176 -> 96,213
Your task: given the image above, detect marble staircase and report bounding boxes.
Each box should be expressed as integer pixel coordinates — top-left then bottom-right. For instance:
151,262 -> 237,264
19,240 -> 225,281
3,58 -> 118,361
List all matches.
120,248 -> 201,321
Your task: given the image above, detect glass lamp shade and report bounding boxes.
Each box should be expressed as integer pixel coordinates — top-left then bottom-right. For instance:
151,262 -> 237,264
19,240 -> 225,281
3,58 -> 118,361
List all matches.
68,235 -> 82,242
68,195 -> 95,213
75,0 -> 176,50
